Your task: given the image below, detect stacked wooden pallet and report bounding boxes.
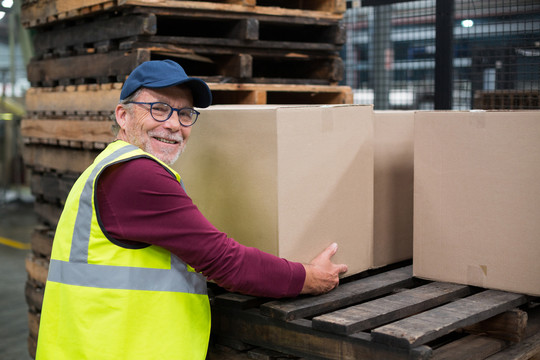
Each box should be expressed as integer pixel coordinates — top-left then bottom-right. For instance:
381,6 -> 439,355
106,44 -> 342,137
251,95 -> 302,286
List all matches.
474,90 -> 540,110
20,1 -> 350,357
22,0 -> 351,103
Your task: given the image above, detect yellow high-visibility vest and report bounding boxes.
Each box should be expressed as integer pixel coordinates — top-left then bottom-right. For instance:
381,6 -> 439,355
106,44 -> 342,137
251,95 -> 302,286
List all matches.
36,140 -> 211,360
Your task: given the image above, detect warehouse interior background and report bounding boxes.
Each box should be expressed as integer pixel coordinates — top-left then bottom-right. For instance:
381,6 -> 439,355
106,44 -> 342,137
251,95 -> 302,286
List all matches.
1,0 -> 539,200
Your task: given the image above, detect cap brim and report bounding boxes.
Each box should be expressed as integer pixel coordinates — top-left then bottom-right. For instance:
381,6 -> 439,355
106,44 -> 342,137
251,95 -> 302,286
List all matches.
145,77 -> 212,108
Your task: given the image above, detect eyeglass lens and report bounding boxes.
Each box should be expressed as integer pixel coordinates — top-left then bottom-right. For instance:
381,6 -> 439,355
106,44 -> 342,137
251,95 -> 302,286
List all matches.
150,103 -> 197,126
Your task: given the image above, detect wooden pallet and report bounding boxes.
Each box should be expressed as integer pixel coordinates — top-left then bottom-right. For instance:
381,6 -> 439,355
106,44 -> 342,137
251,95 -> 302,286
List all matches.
23,83 -> 352,120
21,0 -> 346,28
474,90 -> 540,110
32,11 -> 345,58
208,265 -> 540,360
25,250 -> 48,360
28,46 -> 344,87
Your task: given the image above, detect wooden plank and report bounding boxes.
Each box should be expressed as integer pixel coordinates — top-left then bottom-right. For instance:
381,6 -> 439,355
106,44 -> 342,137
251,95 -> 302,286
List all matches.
25,83 -> 353,113
463,308 -> 528,343
31,226 -> 54,259
484,332 -> 540,360
25,253 -> 49,285
34,201 -> 63,228
27,49 -> 150,86
32,13 -> 157,56
432,334 -> 509,360
25,84 -> 120,115
25,279 -> 45,312
27,311 -> 40,340
211,305 -> 431,360
206,343 -> 253,360
111,15 -> 342,50
21,119 -> 114,145
21,0 -> 113,27
211,83 -> 353,104
246,347 -> 300,360
371,290 -> 529,349
219,54 -> 253,79
122,0 -> 346,17
214,293 -> 271,310
432,307 -> 540,360
40,171 -> 60,203
29,28 -> 343,83
21,0 -> 344,28
231,18 -> 259,41
312,282 -> 471,335
260,266 -> 414,321
23,144 -> 100,173
31,171 -> 78,205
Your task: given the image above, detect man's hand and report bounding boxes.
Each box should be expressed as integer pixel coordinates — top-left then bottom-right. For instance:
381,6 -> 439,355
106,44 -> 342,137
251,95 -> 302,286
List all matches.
300,243 -> 348,295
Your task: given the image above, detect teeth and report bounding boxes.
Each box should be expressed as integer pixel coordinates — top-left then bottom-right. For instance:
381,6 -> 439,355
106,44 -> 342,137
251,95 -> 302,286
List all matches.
156,137 -> 177,144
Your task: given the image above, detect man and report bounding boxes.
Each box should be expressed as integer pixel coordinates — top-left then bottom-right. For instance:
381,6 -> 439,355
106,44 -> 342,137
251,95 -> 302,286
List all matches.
36,60 -> 347,360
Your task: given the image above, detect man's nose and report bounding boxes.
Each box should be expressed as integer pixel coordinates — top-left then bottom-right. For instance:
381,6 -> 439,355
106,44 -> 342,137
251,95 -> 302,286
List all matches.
162,111 -> 181,131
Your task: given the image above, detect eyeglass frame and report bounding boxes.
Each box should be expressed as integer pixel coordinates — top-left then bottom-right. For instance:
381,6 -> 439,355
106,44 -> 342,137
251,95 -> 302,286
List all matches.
125,101 -> 200,127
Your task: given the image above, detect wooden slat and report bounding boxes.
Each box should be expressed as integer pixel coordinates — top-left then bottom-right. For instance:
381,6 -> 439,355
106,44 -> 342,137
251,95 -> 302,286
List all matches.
118,39 -> 343,82
25,279 -> 45,313
21,119 -> 114,144
31,226 -> 54,259
122,0 -> 346,17
23,144 -> 100,173
484,332 -> 540,360
25,84 -> 120,115
211,83 -> 353,104
27,49 -> 150,86
25,254 -> 49,285
432,334 -> 508,360
27,311 -> 40,340
312,282 -> 471,335
432,306 -> 540,360
214,293 -> 271,310
21,0 -> 113,27
32,13 -> 157,56
25,83 -> 353,114
463,308 -> 528,343
36,14 -> 343,56
371,290 -> 528,349
33,201 -> 63,228
28,46 -> 343,85
260,266 -> 414,321
21,0 -> 345,28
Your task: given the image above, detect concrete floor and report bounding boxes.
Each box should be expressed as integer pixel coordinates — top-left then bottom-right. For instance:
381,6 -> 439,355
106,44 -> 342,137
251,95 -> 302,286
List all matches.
0,197 -> 37,360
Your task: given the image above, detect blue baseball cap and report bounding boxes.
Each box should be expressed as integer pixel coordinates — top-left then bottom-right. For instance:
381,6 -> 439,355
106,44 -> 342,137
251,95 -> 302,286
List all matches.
120,60 -> 212,108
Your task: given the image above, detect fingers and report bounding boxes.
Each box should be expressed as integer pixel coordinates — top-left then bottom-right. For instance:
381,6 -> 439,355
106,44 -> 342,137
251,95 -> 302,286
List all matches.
336,263 -> 348,276
300,243 -> 348,295
311,242 -> 338,265
319,242 -> 338,260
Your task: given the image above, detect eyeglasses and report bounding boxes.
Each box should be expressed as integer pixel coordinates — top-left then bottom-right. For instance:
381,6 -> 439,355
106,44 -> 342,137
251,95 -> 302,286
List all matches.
126,101 -> 200,127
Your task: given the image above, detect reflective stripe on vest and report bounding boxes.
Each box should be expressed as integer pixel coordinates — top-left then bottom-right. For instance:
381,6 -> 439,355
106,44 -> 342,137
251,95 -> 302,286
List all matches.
47,143 -> 207,295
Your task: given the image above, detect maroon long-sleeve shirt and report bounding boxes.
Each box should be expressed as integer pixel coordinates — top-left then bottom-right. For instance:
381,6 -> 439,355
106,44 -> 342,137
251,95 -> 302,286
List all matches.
95,157 -> 305,298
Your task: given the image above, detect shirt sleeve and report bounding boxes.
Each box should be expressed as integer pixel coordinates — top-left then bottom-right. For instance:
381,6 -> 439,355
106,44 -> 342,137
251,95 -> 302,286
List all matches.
96,157 -> 306,298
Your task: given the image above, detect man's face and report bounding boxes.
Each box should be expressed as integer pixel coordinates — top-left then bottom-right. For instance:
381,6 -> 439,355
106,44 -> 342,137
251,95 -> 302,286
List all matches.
115,86 -> 194,165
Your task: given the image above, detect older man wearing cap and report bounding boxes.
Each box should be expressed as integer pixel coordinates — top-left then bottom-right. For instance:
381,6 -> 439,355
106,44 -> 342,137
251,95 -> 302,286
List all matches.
36,60 -> 347,360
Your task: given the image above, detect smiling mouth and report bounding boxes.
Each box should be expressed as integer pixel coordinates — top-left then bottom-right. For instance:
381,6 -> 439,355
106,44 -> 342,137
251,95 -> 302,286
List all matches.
154,137 -> 179,145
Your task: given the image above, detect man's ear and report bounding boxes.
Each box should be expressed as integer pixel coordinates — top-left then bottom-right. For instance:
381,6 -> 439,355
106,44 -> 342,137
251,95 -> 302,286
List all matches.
115,104 -> 128,129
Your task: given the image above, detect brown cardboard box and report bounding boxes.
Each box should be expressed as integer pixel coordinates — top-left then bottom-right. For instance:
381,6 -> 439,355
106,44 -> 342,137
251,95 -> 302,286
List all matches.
413,111 -> 540,296
174,105 -> 374,276
373,111 -> 414,268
